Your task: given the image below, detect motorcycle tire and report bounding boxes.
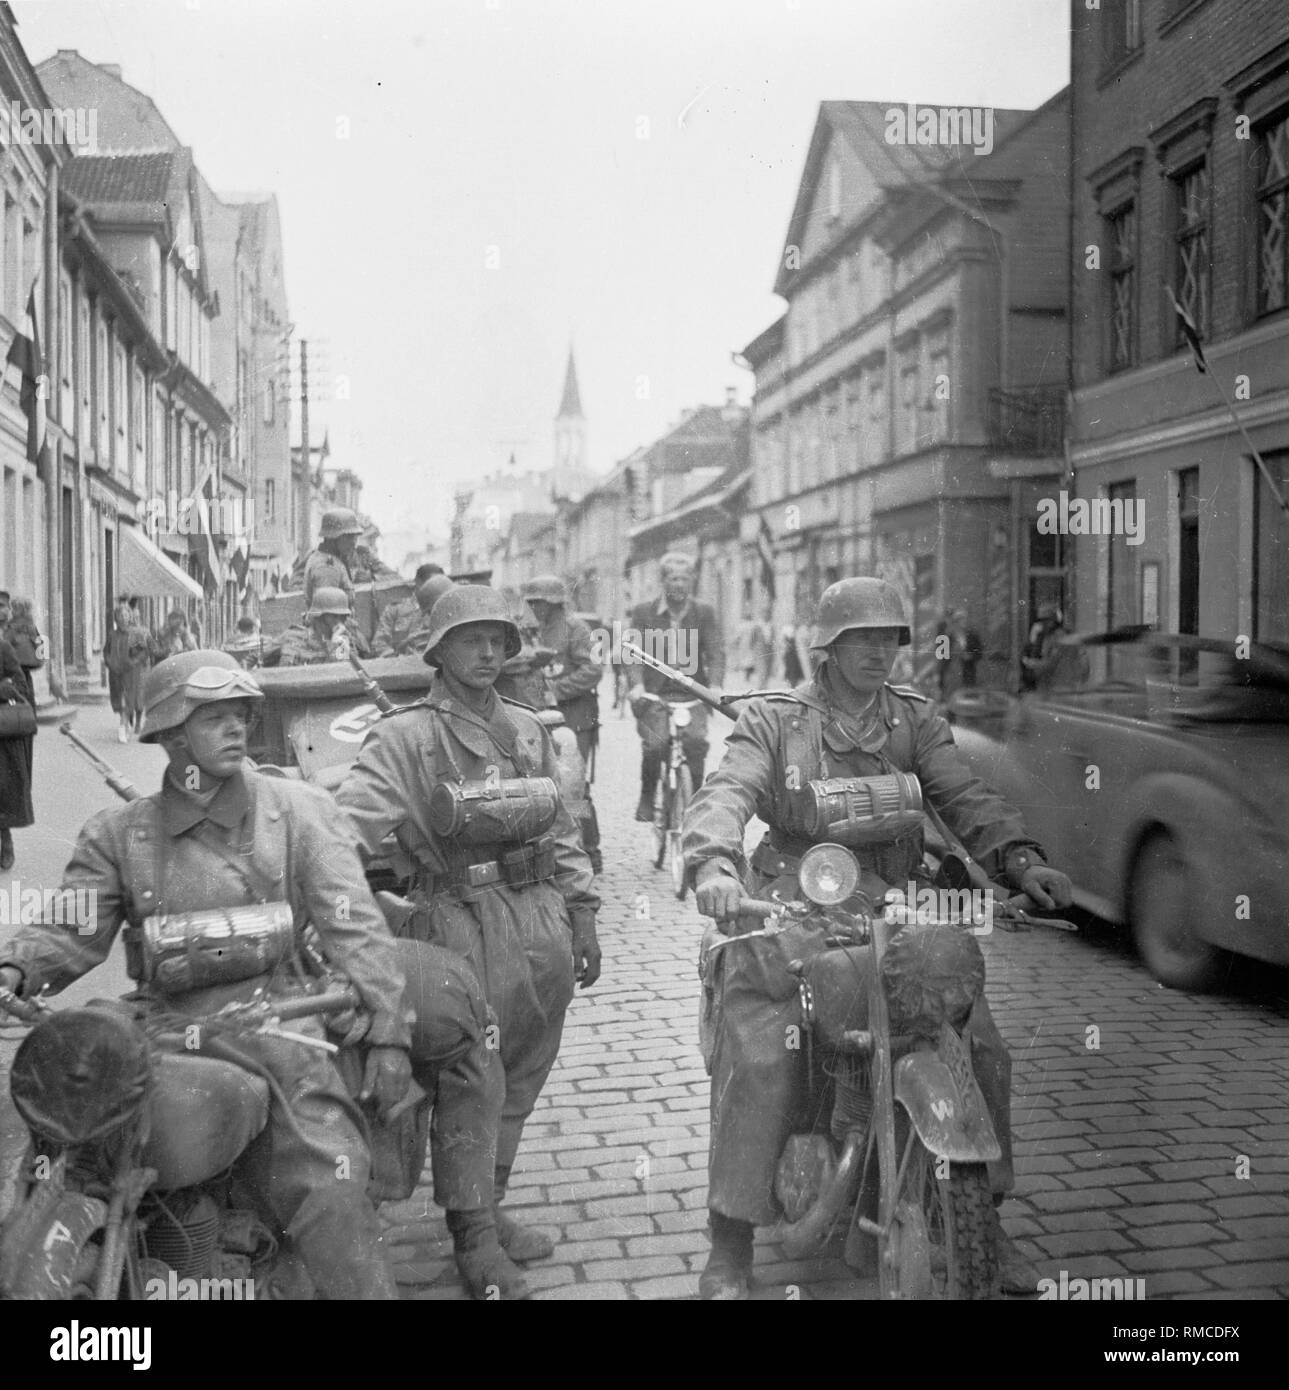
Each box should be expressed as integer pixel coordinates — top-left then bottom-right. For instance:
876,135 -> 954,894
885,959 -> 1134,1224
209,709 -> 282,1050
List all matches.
913,1153 -> 997,1301
669,766 -> 693,900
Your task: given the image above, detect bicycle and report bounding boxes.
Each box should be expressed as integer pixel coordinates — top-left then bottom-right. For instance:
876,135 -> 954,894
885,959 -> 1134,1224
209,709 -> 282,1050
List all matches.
637,691 -> 702,899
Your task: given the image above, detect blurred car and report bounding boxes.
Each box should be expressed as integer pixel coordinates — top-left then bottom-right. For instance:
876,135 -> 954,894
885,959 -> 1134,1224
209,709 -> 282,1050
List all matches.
950,629 -> 1289,990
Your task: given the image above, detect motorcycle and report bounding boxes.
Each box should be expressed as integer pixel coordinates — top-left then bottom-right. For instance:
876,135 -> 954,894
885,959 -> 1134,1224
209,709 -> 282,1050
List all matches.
709,840 -> 1037,1300
0,978 -> 365,1301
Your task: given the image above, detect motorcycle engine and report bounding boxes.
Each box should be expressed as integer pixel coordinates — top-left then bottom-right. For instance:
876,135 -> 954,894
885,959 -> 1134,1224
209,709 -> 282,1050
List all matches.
142,1190 -> 222,1279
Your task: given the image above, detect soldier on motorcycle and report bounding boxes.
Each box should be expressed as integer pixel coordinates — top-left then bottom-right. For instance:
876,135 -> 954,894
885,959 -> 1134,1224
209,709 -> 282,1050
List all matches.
681,578 -> 1073,1300
0,650 -> 412,1299
333,584 -> 602,1271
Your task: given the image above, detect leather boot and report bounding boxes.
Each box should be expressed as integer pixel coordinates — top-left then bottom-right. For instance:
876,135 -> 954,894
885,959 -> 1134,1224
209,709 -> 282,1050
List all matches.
446,1208 -> 531,1300
699,1212 -> 753,1300
494,1166 -> 555,1263
993,1203 -> 1039,1296
636,755 -> 660,822
0,832 -> 13,872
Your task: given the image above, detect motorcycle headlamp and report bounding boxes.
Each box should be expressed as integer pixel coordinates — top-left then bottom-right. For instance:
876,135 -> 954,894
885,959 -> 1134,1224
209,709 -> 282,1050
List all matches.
798,843 -> 860,907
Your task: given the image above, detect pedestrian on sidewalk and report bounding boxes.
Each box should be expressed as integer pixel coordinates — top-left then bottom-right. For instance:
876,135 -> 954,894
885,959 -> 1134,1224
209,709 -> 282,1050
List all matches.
104,602 -> 151,741
3,597 -> 44,707
0,613 -> 35,872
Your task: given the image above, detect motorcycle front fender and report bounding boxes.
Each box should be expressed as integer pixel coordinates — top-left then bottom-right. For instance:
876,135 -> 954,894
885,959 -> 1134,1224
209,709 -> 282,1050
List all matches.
893,1037 -> 1001,1165
0,1190 -> 108,1300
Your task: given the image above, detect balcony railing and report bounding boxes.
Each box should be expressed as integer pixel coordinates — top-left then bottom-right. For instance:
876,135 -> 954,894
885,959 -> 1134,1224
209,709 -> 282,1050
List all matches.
988,386 -> 1067,456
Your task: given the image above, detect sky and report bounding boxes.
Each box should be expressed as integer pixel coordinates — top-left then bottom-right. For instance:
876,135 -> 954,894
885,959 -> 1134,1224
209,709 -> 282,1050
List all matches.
14,0 -> 1069,554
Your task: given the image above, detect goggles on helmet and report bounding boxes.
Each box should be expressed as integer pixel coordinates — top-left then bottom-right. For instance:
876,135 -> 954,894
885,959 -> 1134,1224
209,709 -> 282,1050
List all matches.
181,666 -> 264,701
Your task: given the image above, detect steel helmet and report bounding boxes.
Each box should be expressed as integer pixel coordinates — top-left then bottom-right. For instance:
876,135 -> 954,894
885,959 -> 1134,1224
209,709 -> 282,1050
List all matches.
810,577 -> 911,649
139,650 -> 263,743
319,507 -> 362,540
415,574 -> 456,611
305,586 -> 351,620
422,585 -> 522,667
521,574 -> 569,605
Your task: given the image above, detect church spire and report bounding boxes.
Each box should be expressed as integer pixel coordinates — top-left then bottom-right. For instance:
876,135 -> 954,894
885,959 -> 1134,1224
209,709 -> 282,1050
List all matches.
557,346 -> 583,420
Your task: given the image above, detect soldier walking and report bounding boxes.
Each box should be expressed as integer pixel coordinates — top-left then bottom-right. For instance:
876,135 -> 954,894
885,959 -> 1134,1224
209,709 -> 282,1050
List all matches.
334,585 -> 602,1270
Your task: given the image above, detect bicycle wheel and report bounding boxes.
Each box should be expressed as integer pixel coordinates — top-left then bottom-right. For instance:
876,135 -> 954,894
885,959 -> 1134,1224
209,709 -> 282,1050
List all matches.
669,765 -> 693,899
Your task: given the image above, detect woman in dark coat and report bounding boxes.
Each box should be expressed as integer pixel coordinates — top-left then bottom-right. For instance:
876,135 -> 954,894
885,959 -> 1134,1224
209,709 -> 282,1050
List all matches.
0,635 -> 35,871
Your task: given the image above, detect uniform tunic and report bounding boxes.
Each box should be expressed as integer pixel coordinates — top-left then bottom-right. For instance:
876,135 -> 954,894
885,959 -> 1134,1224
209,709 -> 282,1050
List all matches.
0,766 -> 412,1298
300,546 -> 355,610
681,664 -> 1045,1224
629,594 -> 724,773
373,597 -> 432,657
277,620 -> 371,666
335,674 -> 599,1170
533,610 -> 602,759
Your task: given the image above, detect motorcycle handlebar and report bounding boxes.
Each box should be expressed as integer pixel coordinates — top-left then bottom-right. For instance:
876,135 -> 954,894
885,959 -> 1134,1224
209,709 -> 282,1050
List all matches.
734,898 -> 781,919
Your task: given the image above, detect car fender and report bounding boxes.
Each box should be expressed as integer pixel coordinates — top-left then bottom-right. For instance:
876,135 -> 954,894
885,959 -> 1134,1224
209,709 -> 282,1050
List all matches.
893,1052 -> 1001,1165
1113,772 -> 1251,951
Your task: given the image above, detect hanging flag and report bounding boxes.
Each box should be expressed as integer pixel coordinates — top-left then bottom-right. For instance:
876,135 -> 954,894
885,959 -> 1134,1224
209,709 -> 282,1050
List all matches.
1166,284 -> 1207,374
756,512 -> 777,601
5,286 -> 48,468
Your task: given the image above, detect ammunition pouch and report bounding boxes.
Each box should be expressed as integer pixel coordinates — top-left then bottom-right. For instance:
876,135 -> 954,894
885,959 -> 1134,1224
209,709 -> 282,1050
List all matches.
128,902 -> 297,995
427,776 -> 559,846
792,773 -> 924,847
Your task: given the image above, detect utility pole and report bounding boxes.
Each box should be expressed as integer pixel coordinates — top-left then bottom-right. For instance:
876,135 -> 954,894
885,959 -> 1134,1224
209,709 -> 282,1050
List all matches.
298,338 -> 310,557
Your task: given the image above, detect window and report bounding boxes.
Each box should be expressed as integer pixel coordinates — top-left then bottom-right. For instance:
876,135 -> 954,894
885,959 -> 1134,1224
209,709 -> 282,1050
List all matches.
826,154 -> 842,221
898,351 -> 920,454
1257,113 -> 1289,316
927,334 -> 950,442
1107,204 -> 1136,371
78,299 -> 90,445
1178,467 -> 1200,635
58,280 -> 70,385
96,321 -> 109,459
1172,164 -> 1210,340
265,477 -> 277,523
1101,0 -> 1142,73
1106,479 -> 1138,629
1253,451 -> 1289,644
866,368 -> 885,464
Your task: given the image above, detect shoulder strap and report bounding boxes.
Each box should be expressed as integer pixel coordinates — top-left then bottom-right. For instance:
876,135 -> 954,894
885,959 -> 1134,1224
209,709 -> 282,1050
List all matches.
886,682 -> 931,704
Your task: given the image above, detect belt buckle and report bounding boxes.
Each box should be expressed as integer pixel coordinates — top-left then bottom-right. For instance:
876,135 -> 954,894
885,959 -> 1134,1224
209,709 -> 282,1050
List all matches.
464,861 -> 500,888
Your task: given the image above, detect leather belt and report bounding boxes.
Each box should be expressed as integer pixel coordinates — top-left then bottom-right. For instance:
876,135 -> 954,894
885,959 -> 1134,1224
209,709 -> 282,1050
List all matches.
751,837 -> 813,878
433,835 -> 558,894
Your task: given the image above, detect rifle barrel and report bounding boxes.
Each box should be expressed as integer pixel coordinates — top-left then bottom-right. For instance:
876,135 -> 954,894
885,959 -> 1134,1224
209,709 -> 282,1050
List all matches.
60,723 -> 141,802
347,650 -> 397,714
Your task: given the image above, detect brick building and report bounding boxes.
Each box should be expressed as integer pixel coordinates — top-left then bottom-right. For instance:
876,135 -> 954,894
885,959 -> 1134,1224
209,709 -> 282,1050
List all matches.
744,95 -> 1070,688
1069,0 -> 1289,643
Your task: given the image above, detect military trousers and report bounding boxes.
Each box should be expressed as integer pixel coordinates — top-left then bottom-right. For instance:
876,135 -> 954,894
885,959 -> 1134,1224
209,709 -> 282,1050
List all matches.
395,937 -> 502,1212
229,1026 -> 398,1300
420,881 -> 575,1172
703,919 -> 1015,1227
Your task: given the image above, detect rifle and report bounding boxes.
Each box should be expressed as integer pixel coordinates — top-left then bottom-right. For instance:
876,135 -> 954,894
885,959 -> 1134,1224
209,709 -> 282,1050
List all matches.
619,641 -> 748,723
347,649 -> 398,714
60,723 -> 141,802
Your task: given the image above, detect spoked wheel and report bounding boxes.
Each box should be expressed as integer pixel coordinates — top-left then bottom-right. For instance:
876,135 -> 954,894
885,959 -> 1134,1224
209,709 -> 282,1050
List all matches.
1129,830 -> 1225,990
891,1141 -> 996,1300
669,767 -> 693,899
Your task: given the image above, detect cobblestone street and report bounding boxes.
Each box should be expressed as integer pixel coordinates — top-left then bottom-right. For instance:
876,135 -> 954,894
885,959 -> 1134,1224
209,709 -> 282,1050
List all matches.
383,696 -> 1289,1301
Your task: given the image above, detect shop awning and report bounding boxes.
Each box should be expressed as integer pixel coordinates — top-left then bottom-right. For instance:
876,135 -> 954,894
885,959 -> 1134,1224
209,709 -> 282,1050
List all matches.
120,524 -> 203,601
